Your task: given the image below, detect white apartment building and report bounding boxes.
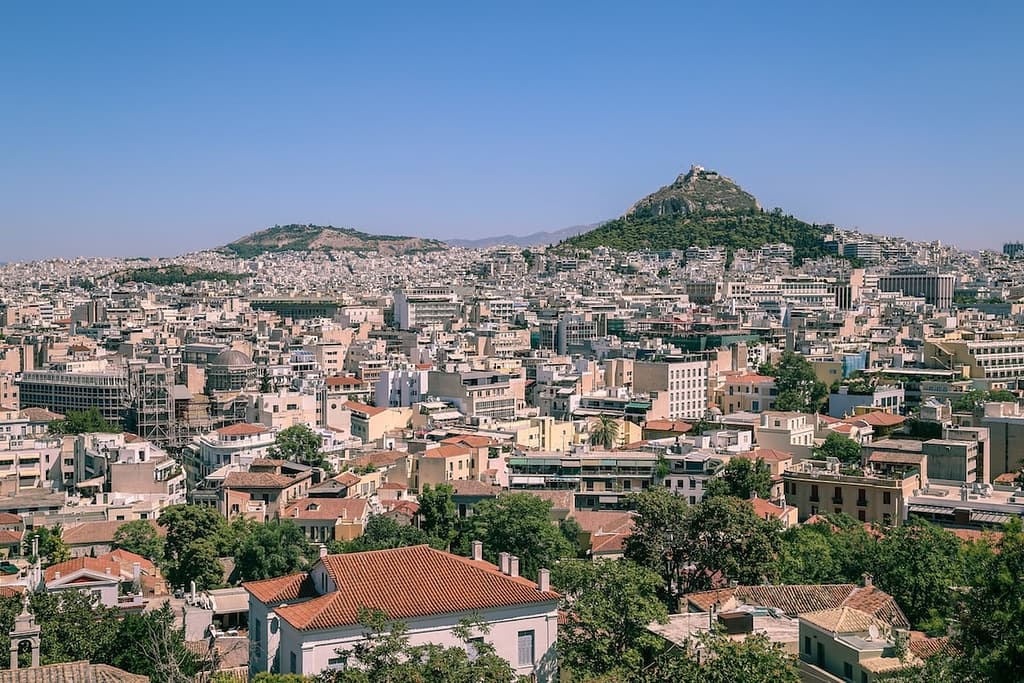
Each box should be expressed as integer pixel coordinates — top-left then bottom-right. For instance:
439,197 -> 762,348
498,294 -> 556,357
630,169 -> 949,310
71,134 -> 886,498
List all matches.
633,356 -> 709,420
183,423 -> 277,488
375,367 -> 430,408
757,412 -> 816,461
393,286 -> 464,330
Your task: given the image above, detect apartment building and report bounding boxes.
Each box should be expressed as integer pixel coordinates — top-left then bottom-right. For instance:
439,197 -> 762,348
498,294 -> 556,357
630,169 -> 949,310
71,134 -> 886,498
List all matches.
375,367 -> 430,408
18,365 -> 129,426
661,451 -> 727,505
344,401 -> 411,445
633,356 -> 709,420
757,412 -> 816,461
924,337 -> 1024,382
429,370 -> 525,420
722,373 -> 777,413
393,286 -> 463,330
182,423 -> 276,489
783,460 -> 921,524
878,271 -> 955,308
508,449 -> 657,511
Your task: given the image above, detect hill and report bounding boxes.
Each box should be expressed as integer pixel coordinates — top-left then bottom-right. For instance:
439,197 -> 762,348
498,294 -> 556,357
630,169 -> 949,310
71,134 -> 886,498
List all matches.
116,265 -> 245,285
446,223 -> 602,248
560,166 -> 836,263
222,224 -> 447,258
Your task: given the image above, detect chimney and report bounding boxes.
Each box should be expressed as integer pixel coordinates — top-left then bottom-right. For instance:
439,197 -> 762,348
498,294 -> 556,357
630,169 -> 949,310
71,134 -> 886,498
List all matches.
862,572 -> 873,588
132,561 -> 141,584
471,540 -> 483,562
509,556 -> 520,578
104,566 -> 111,575
499,552 -> 510,574
537,568 -> 550,592
54,571 -> 60,579
319,544 -> 328,559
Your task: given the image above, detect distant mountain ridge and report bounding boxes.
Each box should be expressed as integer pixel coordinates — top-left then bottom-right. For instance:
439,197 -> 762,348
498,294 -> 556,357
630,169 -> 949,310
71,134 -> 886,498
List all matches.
446,223 -> 603,248
561,165 -> 836,263
221,224 -> 447,257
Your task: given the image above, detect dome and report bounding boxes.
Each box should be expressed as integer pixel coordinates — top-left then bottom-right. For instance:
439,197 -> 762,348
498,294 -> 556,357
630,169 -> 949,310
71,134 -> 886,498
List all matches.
211,349 -> 253,368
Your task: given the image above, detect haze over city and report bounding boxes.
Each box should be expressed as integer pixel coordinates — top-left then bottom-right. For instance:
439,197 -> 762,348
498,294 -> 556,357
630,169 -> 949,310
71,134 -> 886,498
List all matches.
2,1 -> 1023,261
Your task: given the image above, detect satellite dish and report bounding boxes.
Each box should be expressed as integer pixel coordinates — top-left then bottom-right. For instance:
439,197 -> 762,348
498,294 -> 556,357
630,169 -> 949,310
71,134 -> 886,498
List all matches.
868,624 -> 879,640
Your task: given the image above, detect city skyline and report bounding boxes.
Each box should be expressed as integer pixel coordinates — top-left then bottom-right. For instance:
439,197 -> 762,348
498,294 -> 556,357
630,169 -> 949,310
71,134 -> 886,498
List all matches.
3,2 -> 1023,261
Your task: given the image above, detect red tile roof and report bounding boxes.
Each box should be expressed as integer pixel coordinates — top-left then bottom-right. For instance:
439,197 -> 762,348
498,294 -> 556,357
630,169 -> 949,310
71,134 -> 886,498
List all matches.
283,498 -> 369,521
419,444 -> 472,459
344,401 -> 386,416
0,530 -> 22,545
643,419 -> 693,433
273,545 -> 558,631
44,557 -> 120,583
244,573 -> 318,604
326,376 -> 367,387
224,471 -> 306,489
441,435 -> 494,448
0,513 -> 23,525
215,423 -> 269,436
840,412 -> 905,427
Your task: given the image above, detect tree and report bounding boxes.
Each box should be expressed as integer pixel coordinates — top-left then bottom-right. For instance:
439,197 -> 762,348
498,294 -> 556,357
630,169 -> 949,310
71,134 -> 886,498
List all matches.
872,520 -> 964,632
316,609 -> 523,683
952,518 -> 1024,683
233,519 -> 313,583
553,559 -> 668,678
776,516 -> 876,585
675,497 -> 782,594
112,519 -> 165,562
48,406 -> 119,435
106,601 -> 210,683
29,590 -> 120,665
623,487 -> 689,601
589,415 -> 619,450
270,424 -> 330,471
158,504 -> 234,589
418,483 -> 458,549
763,351 -> 827,413
704,457 -> 772,500
456,493 -> 573,580
952,388 -> 1016,412
24,526 -> 70,567
558,516 -> 587,558
815,431 -> 863,466
332,515 -> 442,554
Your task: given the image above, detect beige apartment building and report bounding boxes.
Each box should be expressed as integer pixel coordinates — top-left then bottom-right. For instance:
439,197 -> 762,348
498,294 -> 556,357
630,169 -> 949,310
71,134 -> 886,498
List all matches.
757,412 -> 816,461
344,401 -> 411,446
783,460 -> 922,525
632,356 -> 709,420
428,370 -> 525,420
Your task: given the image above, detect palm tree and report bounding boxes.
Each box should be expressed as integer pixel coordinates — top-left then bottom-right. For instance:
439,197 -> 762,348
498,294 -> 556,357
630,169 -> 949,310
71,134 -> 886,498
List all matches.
590,415 -> 619,450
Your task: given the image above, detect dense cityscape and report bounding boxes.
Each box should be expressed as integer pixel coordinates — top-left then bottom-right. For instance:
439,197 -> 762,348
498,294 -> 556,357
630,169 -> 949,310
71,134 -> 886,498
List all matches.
0,164 -> 1023,683
4,2 -> 1023,682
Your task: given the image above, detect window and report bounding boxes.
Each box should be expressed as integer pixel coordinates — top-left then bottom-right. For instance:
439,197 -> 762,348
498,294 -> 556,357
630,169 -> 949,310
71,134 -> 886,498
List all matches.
843,661 -> 853,680
810,485 -> 819,502
883,491 -> 892,505
467,636 -> 484,661
804,636 -> 811,654
858,510 -> 866,522
290,651 -> 297,673
252,617 -> 261,643
517,630 -> 535,667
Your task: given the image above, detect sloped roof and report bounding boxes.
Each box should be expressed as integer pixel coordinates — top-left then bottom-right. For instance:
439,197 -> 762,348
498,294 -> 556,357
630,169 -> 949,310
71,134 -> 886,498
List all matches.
223,471 -> 301,489
243,572 -> 317,604
283,497 -> 369,521
841,412 -> 905,428
44,556 -> 120,583
0,660 -> 149,683
275,545 -> 558,631
215,423 -> 268,436
802,606 -> 888,634
62,519 -> 164,546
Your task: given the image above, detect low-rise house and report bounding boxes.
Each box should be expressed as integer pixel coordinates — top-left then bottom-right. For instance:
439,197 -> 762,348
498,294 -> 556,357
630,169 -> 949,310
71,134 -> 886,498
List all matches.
281,497 -> 369,543
244,544 -> 559,680
220,462 -> 313,521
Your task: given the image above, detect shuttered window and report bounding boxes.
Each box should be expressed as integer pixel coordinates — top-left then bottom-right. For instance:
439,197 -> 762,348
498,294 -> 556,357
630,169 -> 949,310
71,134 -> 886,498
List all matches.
517,630 -> 534,667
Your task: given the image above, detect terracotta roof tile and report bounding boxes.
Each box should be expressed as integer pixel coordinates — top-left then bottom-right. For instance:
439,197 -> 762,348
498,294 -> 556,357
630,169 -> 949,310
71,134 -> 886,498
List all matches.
215,423 -> 269,436
243,573 -> 318,604
283,498 -> 369,521
44,557 -> 121,583
223,471 -> 305,489
344,401 -> 386,416
802,606 -> 888,634
275,545 -> 558,631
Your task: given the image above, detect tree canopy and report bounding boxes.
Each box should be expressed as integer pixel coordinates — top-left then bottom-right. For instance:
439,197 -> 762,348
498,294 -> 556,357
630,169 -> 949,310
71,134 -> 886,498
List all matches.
48,407 -> 119,435
704,457 -> 772,500
456,493 -> 573,581
552,559 -> 668,678
112,519 -> 165,563
233,518 -> 314,583
418,484 -> 458,550
815,431 -> 863,466
270,424 -> 330,471
761,351 -> 828,413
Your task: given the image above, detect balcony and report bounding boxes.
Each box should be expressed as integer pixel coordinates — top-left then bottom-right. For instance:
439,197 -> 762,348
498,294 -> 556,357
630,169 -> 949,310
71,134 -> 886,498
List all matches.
832,496 -> 843,504
857,498 -> 869,507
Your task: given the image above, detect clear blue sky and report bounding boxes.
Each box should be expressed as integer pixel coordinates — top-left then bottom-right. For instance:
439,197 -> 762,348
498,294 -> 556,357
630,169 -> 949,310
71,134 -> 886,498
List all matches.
2,1 -> 1022,260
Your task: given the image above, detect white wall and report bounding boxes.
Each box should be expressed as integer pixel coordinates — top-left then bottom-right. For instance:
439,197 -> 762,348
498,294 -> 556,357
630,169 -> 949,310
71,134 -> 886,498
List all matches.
277,602 -> 559,681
